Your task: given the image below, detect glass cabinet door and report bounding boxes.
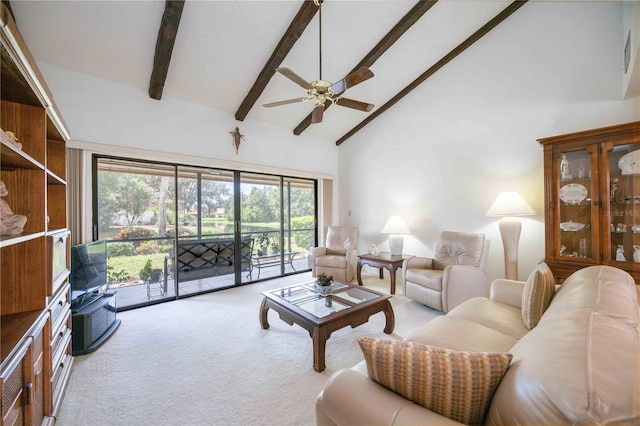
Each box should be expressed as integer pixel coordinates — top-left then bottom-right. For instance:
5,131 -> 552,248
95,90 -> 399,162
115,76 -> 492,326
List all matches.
603,142 -> 640,265
555,147 -> 598,261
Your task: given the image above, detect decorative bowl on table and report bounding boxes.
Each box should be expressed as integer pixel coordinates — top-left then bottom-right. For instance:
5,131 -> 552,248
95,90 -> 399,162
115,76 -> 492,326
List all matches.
560,221 -> 587,232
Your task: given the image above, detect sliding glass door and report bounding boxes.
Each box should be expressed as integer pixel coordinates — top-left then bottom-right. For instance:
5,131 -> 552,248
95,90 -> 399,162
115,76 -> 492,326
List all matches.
94,158 -> 176,307
240,174 -> 316,281
94,156 -> 316,310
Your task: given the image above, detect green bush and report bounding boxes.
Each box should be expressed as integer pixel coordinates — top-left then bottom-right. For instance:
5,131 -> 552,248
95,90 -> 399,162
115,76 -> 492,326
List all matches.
291,216 -> 315,249
181,214 -> 196,226
107,267 -> 131,284
136,240 -> 165,255
107,242 -> 136,257
140,260 -> 150,281
114,227 -> 156,241
165,227 -> 195,237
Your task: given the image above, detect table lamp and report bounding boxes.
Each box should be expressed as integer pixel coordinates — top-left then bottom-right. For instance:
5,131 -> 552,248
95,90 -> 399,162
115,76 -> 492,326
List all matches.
486,192 -> 536,280
381,216 -> 410,256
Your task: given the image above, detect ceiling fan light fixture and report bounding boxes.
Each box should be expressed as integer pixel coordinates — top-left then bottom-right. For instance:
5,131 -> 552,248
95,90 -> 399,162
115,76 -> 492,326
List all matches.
263,0 -> 375,124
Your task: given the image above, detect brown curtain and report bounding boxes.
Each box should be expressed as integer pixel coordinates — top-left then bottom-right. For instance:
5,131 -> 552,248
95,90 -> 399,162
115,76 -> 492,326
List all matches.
66,147 -> 84,246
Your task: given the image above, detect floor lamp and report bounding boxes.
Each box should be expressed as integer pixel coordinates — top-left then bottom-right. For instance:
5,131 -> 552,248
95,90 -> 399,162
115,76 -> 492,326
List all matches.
486,192 -> 536,280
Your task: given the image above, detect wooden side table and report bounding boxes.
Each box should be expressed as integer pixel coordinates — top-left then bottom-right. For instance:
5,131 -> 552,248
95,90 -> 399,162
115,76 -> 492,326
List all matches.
357,252 -> 407,294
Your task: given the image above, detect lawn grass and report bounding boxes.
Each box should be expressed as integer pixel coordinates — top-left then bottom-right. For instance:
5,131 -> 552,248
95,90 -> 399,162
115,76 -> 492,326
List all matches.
108,252 -> 167,283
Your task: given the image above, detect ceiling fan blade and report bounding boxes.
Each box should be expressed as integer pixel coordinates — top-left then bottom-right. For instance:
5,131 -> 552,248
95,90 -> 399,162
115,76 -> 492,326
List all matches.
330,68 -> 374,93
311,105 -> 324,123
263,97 -> 309,108
276,67 -> 312,90
335,97 -> 374,112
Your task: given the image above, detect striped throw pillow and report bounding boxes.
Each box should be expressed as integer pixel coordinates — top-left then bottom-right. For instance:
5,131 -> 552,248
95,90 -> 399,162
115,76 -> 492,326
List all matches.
358,337 -> 512,425
521,261 -> 555,329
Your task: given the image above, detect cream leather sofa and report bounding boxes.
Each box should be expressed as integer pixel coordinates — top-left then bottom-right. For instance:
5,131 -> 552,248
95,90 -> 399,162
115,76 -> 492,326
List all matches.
316,265 -> 640,425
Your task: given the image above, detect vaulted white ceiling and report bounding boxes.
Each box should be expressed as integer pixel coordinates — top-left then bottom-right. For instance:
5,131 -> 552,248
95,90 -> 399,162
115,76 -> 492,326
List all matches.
11,1 -> 521,143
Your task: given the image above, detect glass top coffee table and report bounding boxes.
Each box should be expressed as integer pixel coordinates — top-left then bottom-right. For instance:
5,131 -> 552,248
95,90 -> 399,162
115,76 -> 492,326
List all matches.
259,281 -> 395,372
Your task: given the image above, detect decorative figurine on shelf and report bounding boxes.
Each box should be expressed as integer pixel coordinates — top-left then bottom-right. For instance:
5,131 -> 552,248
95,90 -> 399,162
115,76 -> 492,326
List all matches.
577,159 -> 586,179
560,155 -> 572,180
616,245 -> 626,261
0,180 -> 27,236
610,178 -> 619,204
634,246 -> 640,263
560,245 -> 567,256
1,130 -> 22,150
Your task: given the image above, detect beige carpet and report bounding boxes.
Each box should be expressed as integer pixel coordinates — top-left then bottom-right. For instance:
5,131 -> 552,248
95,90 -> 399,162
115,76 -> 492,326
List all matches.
56,271 -> 441,426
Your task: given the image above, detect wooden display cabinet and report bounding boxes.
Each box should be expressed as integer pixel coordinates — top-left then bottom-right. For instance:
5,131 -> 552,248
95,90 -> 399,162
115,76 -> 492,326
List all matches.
539,121 -> 640,283
1,3 -> 73,424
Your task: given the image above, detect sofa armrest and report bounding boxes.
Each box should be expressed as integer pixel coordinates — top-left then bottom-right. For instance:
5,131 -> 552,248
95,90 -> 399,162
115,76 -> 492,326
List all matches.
441,265 -> 488,312
311,247 -> 327,277
403,256 -> 434,270
489,278 -> 526,308
316,369 -> 462,426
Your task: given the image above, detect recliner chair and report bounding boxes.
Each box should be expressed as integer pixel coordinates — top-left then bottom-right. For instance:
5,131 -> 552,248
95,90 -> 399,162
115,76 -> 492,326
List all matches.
402,231 -> 490,312
311,226 -> 359,283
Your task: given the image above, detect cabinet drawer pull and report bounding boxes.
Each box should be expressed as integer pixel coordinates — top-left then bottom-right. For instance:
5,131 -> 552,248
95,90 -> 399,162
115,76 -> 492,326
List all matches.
24,383 -> 33,406
59,330 -> 64,337
59,300 -> 64,306
60,362 -> 65,369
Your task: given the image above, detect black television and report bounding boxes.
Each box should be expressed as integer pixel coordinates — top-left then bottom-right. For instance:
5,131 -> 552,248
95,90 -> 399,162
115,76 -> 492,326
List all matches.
70,240 -> 108,309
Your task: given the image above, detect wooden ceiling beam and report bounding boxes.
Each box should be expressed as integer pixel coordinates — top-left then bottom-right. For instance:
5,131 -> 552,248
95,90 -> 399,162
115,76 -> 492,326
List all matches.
235,0 -> 318,122
149,0 -> 185,100
336,0 -> 528,146
1,1 -> 14,22
293,0 -> 439,136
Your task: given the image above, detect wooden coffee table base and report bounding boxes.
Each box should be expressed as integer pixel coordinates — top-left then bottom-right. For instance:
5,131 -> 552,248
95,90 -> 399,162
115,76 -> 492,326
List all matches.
259,294 -> 394,372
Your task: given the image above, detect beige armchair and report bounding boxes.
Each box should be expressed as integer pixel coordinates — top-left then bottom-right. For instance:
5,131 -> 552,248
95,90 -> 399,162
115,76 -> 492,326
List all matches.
312,226 -> 359,283
402,231 -> 490,312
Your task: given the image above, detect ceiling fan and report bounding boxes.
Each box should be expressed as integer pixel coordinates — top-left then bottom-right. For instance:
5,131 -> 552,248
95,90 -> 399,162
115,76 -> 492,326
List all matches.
263,0 -> 375,124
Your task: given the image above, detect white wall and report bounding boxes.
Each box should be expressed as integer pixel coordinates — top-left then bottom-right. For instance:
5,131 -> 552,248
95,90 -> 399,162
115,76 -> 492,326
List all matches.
38,63 -> 339,179
338,1 -> 639,283
623,2 -> 640,99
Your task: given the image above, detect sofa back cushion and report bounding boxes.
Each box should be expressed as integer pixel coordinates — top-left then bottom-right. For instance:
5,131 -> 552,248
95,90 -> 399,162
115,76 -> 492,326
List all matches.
433,231 -> 485,270
521,261 -> 555,329
486,265 -> 640,425
358,336 -> 512,425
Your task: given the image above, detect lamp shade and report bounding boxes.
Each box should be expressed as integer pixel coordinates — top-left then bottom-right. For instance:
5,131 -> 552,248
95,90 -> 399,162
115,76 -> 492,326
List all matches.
486,192 -> 536,217
380,216 -> 410,234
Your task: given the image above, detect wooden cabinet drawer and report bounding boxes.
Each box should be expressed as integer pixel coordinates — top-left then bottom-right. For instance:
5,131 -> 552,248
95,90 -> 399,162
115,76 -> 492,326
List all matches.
1,339 -> 31,426
50,310 -> 70,361
50,328 -> 71,377
49,284 -> 70,329
50,341 -> 72,416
